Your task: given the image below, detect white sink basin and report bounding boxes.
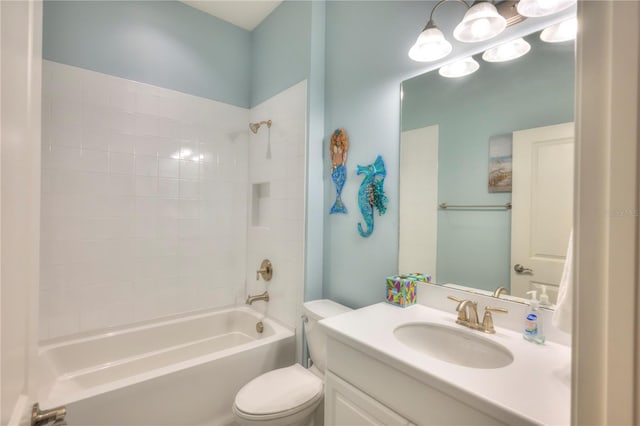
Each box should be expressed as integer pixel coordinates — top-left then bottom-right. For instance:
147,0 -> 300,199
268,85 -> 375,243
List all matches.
394,322 -> 514,369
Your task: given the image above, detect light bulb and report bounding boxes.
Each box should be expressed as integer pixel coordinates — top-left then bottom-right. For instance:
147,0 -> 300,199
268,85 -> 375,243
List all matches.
453,1 -> 506,43
540,18 -> 577,43
536,0 -> 555,10
408,24 -> 452,62
439,57 -> 480,78
517,0 -> 576,17
482,38 -> 531,62
471,18 -> 491,38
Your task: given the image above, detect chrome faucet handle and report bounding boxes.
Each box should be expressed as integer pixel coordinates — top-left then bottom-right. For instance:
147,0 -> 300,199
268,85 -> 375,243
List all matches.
482,306 -> 509,334
447,296 -> 468,323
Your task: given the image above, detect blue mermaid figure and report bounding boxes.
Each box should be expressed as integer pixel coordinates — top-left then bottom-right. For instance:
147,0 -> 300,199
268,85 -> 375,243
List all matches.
357,155 -> 388,237
329,129 -> 349,214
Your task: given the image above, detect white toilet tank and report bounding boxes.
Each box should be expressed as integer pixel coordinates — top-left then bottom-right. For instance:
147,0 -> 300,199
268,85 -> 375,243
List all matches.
302,299 -> 352,375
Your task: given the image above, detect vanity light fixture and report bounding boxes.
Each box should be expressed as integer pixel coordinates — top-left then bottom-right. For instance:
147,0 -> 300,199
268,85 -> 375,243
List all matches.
516,0 -> 576,18
482,37 -> 531,62
438,56 -> 480,78
409,0 -> 520,63
540,17 -> 577,43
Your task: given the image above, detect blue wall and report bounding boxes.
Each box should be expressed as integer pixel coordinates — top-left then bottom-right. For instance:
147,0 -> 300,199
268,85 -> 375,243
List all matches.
402,36 -> 574,291
323,1 -> 422,308
248,1 -> 325,301
43,0 -> 251,108
250,1 -> 312,107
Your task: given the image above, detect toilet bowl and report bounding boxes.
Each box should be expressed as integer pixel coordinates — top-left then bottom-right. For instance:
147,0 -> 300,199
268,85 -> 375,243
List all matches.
233,299 -> 352,426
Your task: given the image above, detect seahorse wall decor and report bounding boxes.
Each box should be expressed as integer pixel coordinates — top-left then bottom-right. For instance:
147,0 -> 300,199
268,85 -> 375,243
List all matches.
356,155 -> 388,237
329,128 -> 349,214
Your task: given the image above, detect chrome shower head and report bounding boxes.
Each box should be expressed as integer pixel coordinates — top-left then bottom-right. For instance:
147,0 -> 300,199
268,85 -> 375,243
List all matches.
249,120 -> 272,134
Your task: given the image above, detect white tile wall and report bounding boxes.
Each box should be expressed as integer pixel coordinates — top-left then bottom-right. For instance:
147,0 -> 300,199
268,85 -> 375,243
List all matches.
40,61 -> 250,340
245,81 -> 307,331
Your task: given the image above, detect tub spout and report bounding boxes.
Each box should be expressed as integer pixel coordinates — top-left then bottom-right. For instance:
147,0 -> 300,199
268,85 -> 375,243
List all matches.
246,291 -> 269,305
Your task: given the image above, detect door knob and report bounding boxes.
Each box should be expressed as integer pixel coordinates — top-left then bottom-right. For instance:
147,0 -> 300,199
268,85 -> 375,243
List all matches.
514,264 -> 534,274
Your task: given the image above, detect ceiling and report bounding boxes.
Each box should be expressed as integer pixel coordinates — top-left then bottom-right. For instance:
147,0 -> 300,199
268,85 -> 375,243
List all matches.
181,1 -> 283,31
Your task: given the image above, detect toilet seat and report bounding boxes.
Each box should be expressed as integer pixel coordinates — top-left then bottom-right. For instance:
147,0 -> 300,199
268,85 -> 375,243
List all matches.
233,364 -> 323,422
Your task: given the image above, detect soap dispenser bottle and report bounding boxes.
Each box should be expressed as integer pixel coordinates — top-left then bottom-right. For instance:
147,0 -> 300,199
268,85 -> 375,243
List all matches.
539,285 -> 551,307
523,290 -> 545,344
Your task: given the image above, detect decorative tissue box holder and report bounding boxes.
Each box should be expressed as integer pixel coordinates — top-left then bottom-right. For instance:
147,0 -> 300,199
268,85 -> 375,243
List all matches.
386,276 -> 416,307
405,273 -> 431,284
385,273 -> 431,307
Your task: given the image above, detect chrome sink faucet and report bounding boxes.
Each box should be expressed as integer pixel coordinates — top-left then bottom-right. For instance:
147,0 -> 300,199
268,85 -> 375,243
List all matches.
246,291 -> 269,305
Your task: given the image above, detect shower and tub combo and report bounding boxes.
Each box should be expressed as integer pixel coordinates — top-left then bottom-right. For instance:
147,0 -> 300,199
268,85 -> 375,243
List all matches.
38,53 -> 310,424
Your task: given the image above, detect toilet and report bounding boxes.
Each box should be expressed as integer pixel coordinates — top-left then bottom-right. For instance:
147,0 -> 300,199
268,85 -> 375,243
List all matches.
232,299 -> 352,426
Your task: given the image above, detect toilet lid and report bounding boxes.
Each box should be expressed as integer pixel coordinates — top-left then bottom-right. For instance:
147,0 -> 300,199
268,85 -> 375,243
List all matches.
234,364 -> 323,415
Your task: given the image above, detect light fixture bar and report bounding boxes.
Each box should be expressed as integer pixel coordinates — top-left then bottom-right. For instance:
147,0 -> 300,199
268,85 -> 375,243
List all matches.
496,1 -> 526,27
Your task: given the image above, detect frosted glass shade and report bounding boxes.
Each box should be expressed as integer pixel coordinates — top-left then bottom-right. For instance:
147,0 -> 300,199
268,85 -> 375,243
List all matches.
540,18 -> 578,43
482,38 -> 531,62
409,25 -> 453,62
453,2 -> 506,43
439,57 -> 480,78
517,0 -> 576,17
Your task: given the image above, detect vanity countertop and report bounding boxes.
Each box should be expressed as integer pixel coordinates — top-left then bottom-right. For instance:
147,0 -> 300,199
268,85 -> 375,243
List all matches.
320,302 -> 571,426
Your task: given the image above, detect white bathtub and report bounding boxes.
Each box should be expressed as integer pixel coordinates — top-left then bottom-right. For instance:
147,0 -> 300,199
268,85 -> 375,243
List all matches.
38,306 -> 295,425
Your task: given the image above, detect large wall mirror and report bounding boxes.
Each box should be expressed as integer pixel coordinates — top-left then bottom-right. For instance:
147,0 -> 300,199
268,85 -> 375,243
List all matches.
399,30 -> 575,306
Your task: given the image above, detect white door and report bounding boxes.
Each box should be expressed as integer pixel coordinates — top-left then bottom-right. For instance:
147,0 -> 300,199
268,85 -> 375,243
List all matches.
510,122 -> 574,302
1,1 -> 44,425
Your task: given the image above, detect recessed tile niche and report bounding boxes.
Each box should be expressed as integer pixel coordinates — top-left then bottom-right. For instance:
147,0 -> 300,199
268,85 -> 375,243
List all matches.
251,182 -> 270,228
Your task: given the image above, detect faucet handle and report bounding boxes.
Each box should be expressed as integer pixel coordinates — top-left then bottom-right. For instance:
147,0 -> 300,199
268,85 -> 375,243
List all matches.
482,306 -> 508,334
447,296 -> 468,323
256,259 -> 273,281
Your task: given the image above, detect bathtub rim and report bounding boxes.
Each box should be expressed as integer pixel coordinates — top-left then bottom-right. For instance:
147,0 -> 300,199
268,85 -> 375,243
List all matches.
39,304 -> 286,350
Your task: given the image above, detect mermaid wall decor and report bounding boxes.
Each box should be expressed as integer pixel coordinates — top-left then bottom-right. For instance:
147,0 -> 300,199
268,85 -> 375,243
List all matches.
357,155 -> 388,238
329,128 -> 349,214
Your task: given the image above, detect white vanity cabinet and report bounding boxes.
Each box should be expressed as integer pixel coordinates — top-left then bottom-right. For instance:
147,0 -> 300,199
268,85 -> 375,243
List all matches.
324,338 -> 508,426
325,371 -> 412,426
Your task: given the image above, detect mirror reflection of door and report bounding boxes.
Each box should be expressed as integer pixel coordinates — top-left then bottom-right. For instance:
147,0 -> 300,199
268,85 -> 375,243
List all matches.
398,125 -> 439,278
510,122 -> 574,303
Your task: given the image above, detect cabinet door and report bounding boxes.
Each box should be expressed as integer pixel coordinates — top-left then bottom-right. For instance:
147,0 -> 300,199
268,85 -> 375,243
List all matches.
325,371 -> 410,426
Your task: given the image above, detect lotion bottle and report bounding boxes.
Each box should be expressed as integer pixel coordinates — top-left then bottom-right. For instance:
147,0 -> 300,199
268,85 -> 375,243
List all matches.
523,290 -> 545,344
539,285 -> 551,307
